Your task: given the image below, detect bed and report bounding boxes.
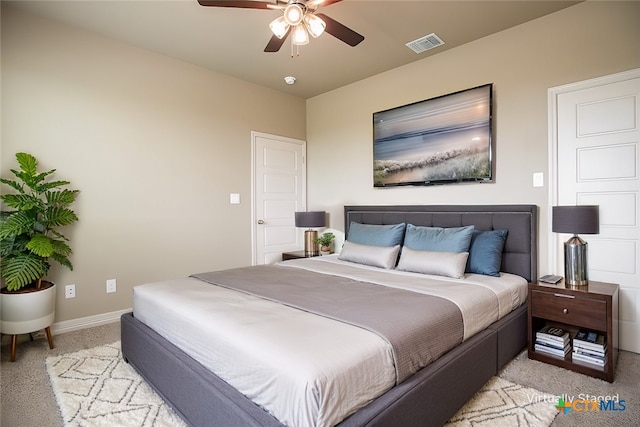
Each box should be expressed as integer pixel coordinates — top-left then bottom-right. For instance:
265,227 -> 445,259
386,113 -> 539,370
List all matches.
121,204 -> 538,427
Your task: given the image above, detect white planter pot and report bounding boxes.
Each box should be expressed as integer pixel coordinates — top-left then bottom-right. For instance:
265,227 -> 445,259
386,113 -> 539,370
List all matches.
0,283 -> 56,335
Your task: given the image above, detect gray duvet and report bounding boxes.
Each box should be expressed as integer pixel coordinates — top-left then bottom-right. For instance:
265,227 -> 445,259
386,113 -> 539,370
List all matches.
192,265 -> 464,384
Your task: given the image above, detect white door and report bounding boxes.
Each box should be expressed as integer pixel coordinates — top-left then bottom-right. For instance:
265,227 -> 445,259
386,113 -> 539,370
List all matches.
252,131 -> 306,265
550,69 -> 640,353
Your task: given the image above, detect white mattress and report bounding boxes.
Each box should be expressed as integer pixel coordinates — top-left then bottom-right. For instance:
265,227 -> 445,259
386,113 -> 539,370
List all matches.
132,256 -> 527,427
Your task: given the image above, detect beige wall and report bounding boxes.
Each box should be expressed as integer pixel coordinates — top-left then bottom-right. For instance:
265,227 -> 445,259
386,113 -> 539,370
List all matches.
3,2 -> 639,326
306,1 -> 640,275
1,7 -> 306,323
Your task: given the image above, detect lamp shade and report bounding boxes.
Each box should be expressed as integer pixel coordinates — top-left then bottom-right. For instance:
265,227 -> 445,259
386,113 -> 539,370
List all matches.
269,16 -> 289,39
283,4 -> 304,26
304,14 -> 326,38
295,211 -> 325,228
552,205 -> 600,235
291,24 -> 310,45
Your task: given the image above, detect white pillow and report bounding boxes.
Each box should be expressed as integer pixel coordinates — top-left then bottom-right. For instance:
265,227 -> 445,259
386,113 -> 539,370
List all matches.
397,247 -> 469,279
338,241 -> 401,269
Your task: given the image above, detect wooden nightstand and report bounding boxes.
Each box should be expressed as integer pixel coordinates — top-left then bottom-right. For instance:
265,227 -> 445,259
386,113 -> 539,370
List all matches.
527,280 -> 618,382
281,251 -> 321,261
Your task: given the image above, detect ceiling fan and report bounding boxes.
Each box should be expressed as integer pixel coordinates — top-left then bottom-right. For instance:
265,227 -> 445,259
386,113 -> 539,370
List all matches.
197,0 -> 365,53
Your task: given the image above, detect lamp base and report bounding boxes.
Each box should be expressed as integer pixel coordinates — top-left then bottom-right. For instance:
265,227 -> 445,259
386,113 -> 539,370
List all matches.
304,229 -> 319,256
564,235 -> 589,288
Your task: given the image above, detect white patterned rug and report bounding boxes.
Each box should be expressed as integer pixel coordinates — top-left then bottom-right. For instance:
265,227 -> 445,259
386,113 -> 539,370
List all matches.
46,341 -> 186,426
446,376 -> 559,426
47,342 -> 558,427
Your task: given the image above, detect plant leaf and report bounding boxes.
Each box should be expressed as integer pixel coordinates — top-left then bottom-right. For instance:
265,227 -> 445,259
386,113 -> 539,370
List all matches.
38,179 -> 71,193
0,193 -> 43,210
0,178 -> 24,193
51,253 -> 73,271
44,207 -> 79,228
46,189 -> 79,206
0,211 -> 35,239
26,234 -> 54,257
15,152 -> 37,176
0,234 -> 16,256
0,234 -> 29,256
0,253 -> 49,291
49,228 -> 69,241
16,169 -> 55,192
51,239 -> 72,257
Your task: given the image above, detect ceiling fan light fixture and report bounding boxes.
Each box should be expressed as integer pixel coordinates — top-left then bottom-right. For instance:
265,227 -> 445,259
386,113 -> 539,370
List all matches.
291,24 -> 309,45
269,16 -> 290,39
283,4 -> 305,26
304,14 -> 325,38
198,0 -> 365,54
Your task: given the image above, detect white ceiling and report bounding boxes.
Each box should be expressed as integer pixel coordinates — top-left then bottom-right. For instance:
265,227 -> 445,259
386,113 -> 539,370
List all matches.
5,0 -> 580,99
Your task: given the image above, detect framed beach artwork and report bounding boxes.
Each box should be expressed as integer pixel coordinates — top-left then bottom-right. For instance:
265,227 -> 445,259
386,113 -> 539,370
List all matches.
373,84 -> 493,187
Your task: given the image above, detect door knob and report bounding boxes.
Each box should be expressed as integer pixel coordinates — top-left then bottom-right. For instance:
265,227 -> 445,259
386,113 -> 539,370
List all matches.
257,219 -> 265,224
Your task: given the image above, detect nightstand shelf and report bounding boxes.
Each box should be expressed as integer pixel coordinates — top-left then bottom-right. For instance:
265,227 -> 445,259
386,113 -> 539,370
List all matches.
527,281 -> 618,382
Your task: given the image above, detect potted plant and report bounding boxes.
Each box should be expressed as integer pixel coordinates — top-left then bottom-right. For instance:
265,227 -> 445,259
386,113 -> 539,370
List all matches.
315,232 -> 335,255
0,152 -> 79,361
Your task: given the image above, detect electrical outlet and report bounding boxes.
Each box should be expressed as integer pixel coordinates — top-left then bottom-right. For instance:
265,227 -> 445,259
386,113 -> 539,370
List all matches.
106,279 -> 117,293
65,284 -> 76,299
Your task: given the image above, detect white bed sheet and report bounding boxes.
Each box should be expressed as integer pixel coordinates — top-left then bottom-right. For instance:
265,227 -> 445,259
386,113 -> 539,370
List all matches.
132,258 -> 527,427
284,255 -> 528,339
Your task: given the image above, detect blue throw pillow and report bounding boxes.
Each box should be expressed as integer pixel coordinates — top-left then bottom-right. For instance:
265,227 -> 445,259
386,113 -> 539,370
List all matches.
403,224 -> 475,252
347,222 -> 406,247
466,229 -> 509,277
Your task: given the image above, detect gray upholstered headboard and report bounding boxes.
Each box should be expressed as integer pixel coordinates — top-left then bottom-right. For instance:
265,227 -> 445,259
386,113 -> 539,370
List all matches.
344,205 -> 538,283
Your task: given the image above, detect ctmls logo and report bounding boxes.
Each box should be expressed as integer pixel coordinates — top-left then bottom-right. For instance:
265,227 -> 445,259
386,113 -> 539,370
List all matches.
555,397 -> 627,414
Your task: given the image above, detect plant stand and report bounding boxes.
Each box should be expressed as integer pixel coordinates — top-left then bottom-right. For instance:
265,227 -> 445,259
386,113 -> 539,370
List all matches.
8,327 -> 55,362
1,282 -> 57,362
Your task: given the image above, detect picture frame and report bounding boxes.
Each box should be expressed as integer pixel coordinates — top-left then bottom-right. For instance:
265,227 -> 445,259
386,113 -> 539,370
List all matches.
373,84 -> 493,187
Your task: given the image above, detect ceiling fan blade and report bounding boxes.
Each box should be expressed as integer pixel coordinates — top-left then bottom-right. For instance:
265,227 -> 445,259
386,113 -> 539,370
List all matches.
307,0 -> 342,8
264,29 -> 291,52
197,1 -> 279,9
315,13 -> 364,47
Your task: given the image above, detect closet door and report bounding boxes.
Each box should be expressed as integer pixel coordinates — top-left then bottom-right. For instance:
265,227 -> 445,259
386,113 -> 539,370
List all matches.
550,69 -> 640,352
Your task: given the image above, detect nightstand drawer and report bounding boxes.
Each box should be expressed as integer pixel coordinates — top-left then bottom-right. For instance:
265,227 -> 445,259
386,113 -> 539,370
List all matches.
530,290 -> 607,331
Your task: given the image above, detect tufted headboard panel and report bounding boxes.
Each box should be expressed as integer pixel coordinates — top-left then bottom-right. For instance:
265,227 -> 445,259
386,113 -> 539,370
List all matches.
344,205 -> 538,282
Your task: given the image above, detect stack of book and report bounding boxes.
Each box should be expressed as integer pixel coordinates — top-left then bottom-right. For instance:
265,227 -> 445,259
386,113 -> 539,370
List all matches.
535,325 -> 570,358
572,329 -> 607,367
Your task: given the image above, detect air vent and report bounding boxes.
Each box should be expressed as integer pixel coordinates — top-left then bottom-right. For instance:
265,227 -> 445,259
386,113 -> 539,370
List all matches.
405,33 -> 445,54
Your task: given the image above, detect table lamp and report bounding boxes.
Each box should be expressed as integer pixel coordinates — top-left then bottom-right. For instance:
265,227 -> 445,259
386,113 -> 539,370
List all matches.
552,205 -> 599,287
295,211 -> 326,256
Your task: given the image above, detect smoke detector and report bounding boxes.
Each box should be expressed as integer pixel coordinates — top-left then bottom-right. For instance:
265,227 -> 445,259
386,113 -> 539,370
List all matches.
284,76 -> 296,85
406,33 -> 445,54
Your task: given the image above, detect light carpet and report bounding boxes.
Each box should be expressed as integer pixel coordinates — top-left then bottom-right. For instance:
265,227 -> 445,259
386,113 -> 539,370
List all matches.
47,342 -> 558,426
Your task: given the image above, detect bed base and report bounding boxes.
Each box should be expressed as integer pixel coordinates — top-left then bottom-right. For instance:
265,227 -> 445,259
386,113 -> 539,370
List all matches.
122,204 -> 536,426
121,304 -> 526,427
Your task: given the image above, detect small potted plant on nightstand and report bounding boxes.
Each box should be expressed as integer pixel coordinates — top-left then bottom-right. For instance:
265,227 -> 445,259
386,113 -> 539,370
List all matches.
0,152 -> 79,361
315,232 -> 335,255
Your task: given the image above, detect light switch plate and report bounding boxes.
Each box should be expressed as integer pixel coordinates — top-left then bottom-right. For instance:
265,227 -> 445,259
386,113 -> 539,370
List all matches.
230,193 -> 241,204
533,172 -> 544,187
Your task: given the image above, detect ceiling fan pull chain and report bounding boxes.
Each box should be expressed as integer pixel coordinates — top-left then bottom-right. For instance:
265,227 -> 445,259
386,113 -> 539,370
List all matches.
290,37 -> 301,58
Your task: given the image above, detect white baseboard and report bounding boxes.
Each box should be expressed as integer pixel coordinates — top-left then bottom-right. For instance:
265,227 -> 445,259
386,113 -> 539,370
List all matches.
51,308 -> 132,335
